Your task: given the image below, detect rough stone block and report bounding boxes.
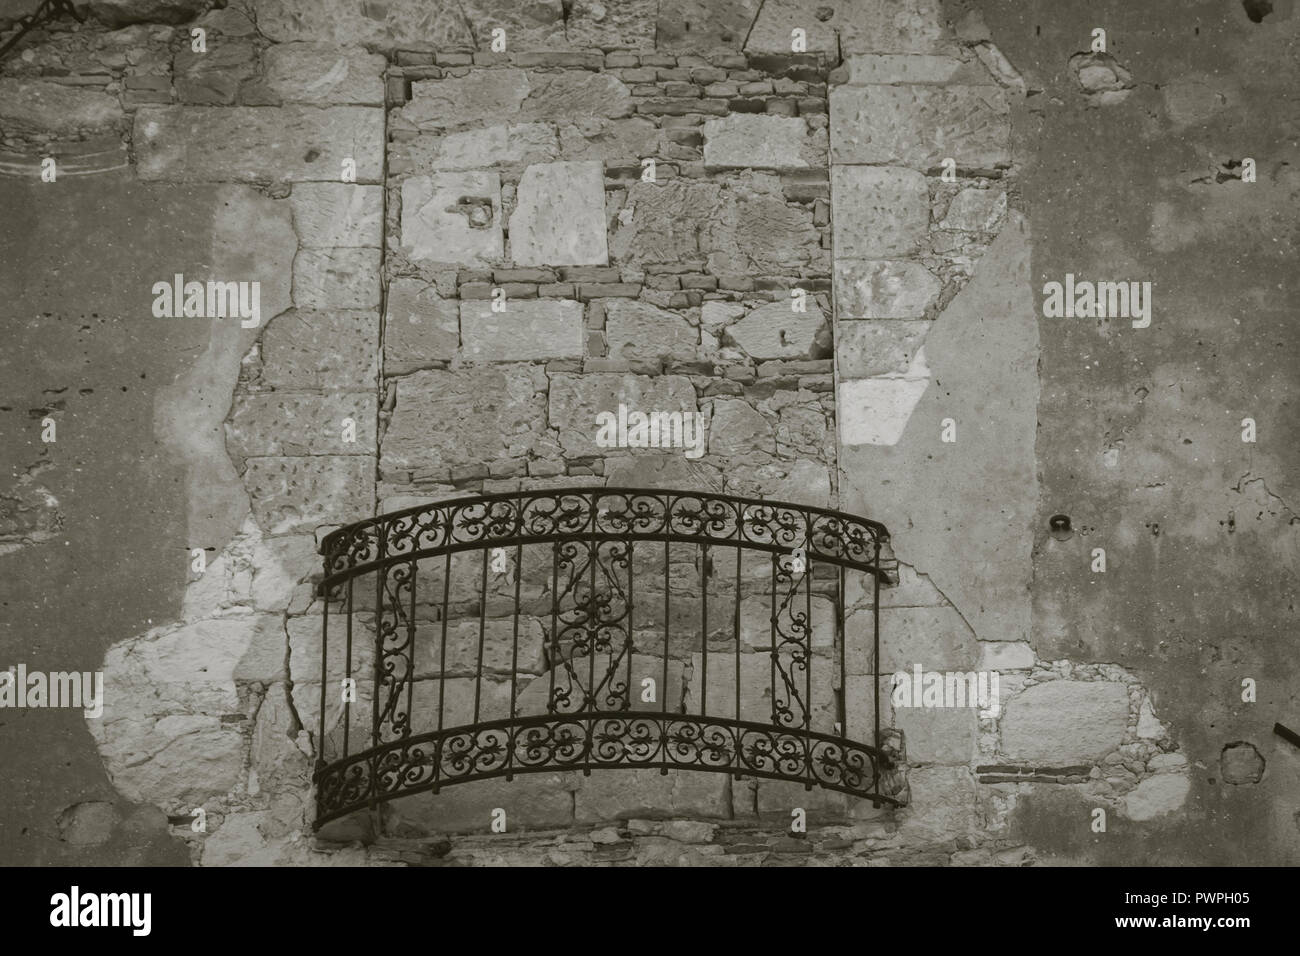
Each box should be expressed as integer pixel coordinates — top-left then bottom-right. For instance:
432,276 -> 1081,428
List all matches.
566,0 -> 658,50
262,43 -> 386,105
940,187 -> 1007,232
686,652 -> 836,732
226,392 -> 377,457
288,183 -> 382,249
261,310 -> 379,389
706,398 -> 773,456
835,319 -> 929,378
726,299 -> 826,360
174,42 -> 257,105
397,123 -> 559,171
401,171 -> 503,265
381,366 -> 548,473
834,259 -> 940,319
523,71 -> 634,121
459,299 -> 585,361
837,361 -> 930,447
701,114 -> 812,169
383,773 -> 574,834
897,766 -> 979,842
830,85 -> 1010,168
384,279 -> 459,372
134,106 -> 384,183
293,247 -> 382,309
978,641 -> 1034,671
830,165 -> 929,258
603,299 -> 698,362
1000,681 -> 1130,764
847,604 -> 978,675
0,79 -> 123,136
399,70 -> 531,130
610,174 -> 820,275
256,0 -> 476,48
243,455 -> 376,534
508,161 -> 608,267
547,372 -> 698,458
893,703 -> 977,764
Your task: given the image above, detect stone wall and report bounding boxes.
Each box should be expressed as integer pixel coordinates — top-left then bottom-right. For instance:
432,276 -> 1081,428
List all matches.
2,0 -> 1292,866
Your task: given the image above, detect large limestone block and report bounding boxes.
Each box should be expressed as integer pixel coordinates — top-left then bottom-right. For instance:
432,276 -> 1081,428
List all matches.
835,319 -> 929,378
401,171 -> 503,265
243,455 -> 376,533
293,247 -> 382,310
726,299 -> 826,360
830,165 -> 929,258
262,43 -> 386,105
834,259 -> 940,319
508,161 -> 608,267
702,114 -> 812,169
381,366 -> 548,473
686,652 -> 836,732
831,85 -> 1010,168
548,372 -> 697,458
893,703 -> 977,764
940,187 -> 1007,232
459,299 -> 585,361
0,79 -> 122,136
226,392 -> 377,457
846,603 -> 977,675
604,299 -> 698,362
522,72 -> 633,121
288,183 -> 383,248
261,310 -> 380,389
657,0 -> 761,53
134,106 -> 384,183
383,279 -> 459,373
1122,773 -> 1190,821
1000,681 -> 1130,764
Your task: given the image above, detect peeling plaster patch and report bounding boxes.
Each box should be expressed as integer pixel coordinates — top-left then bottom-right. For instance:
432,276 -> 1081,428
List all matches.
153,186 -> 295,549
838,347 -> 930,446
838,213 -> 1037,644
1220,741 -> 1266,784
1121,772 -> 1191,821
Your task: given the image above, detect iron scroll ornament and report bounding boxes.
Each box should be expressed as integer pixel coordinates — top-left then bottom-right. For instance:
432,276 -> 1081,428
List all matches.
312,487 -> 900,828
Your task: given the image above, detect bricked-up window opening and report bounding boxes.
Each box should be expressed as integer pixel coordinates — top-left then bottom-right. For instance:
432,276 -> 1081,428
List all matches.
311,488 -> 905,829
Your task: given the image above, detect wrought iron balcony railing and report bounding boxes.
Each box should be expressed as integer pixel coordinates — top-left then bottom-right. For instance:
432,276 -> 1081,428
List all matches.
312,487 -> 903,828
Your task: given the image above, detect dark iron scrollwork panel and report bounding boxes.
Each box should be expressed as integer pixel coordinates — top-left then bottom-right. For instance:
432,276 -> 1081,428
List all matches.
312,488 -> 898,829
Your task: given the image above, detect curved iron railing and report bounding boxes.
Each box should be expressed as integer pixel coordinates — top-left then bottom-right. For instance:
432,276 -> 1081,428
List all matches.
311,487 -> 902,828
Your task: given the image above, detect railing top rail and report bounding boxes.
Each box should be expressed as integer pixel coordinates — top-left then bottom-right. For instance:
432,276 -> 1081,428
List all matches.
319,486 -> 890,588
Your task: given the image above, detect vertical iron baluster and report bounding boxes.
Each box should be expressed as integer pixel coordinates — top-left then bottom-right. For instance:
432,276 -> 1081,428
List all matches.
624,539 -> 634,711
474,548 -> 488,723
587,535 -> 596,713
549,541 -> 558,714
318,582 -> 329,770
437,551 -> 450,733
733,546 -> 741,724
405,559 -> 417,739
661,540 -> 669,715
872,536 -> 883,807
510,541 -> 522,720
373,523 -> 386,749
700,543 -> 708,717
343,577 -> 353,758
837,564 -> 846,737
804,559 -> 812,733
769,553 -> 777,725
